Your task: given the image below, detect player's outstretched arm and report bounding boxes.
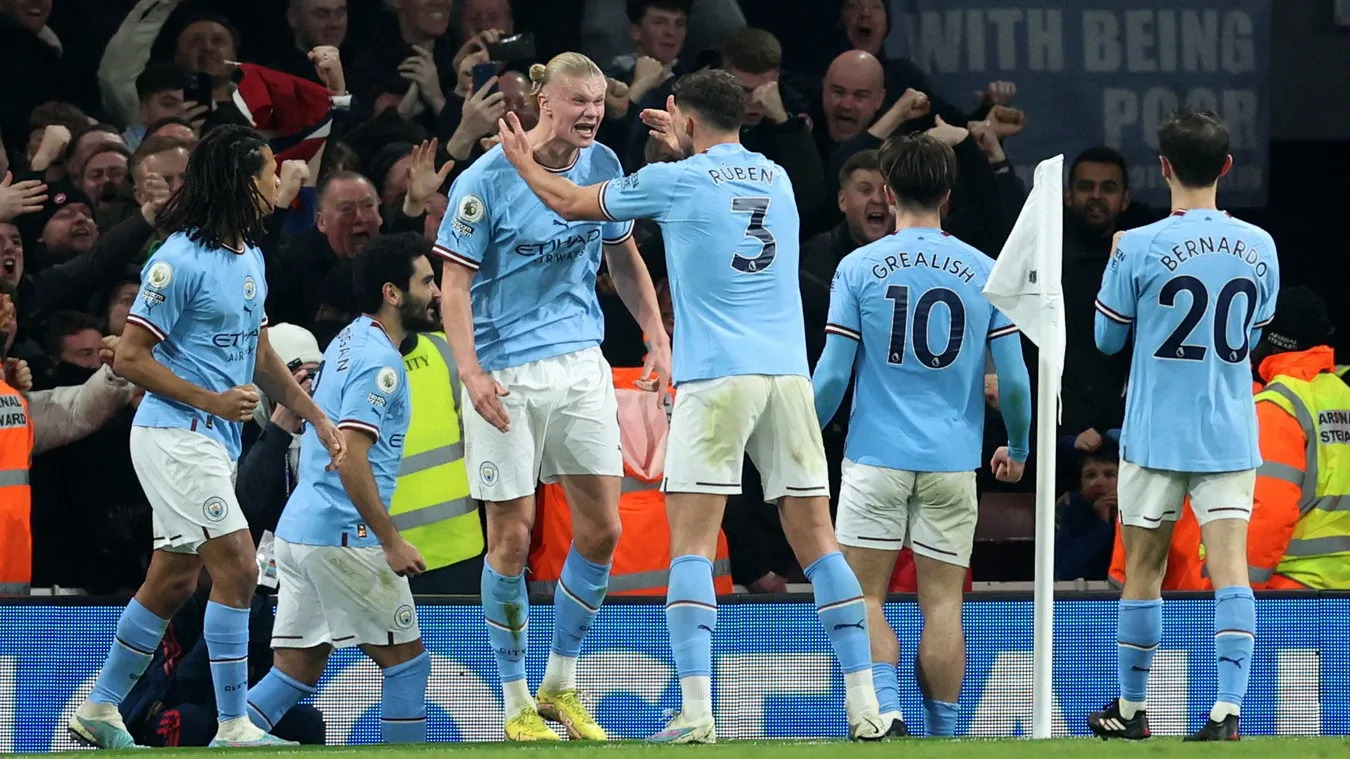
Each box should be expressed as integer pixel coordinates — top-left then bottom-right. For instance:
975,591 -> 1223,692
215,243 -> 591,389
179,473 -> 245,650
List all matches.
989,331 -> 1031,463
255,328 -> 346,470
337,427 -> 426,577
496,112 -> 609,222
604,237 -> 671,401
115,323 -> 245,420
811,333 -> 858,428
440,262 -> 511,432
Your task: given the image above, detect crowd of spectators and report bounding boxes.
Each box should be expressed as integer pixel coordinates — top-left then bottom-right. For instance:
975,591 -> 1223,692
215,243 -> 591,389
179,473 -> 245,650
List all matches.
0,0 -> 1246,595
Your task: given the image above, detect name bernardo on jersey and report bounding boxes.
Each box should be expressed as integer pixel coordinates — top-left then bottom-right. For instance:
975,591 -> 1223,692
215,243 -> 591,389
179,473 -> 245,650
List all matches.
867,248 -> 977,284
1158,234 -> 1270,276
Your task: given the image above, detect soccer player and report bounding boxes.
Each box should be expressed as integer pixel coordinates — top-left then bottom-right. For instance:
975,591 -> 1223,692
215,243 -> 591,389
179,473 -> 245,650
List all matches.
69,125 -> 345,749
811,133 -> 1032,738
1088,108 -> 1279,742
434,52 -> 671,742
497,68 -> 886,743
245,232 -> 439,743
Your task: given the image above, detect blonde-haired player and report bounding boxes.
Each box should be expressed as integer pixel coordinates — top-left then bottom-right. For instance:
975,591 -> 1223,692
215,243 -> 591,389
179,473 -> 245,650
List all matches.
433,51 -> 671,741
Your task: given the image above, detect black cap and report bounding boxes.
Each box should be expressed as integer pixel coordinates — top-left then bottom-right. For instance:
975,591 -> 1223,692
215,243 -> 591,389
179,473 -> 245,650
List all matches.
19,182 -> 93,248
1264,286 -> 1333,353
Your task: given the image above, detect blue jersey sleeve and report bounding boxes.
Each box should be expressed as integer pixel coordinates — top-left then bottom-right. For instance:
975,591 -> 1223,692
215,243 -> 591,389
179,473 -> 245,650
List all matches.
1252,232 -> 1280,330
988,305 -> 1019,341
336,358 -> 404,441
823,264 -> 862,342
1095,232 -> 1138,326
597,161 -> 686,223
126,240 -> 197,341
435,169 -> 493,271
1095,232 -> 1138,354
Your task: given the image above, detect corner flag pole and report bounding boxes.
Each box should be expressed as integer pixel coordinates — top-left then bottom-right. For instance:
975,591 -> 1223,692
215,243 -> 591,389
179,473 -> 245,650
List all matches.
1031,349 -> 1058,738
981,154 -> 1066,739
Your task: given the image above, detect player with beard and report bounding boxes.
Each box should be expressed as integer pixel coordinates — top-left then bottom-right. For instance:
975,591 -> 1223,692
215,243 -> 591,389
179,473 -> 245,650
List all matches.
244,232 -> 440,744
497,68 -> 885,744
434,52 -> 670,741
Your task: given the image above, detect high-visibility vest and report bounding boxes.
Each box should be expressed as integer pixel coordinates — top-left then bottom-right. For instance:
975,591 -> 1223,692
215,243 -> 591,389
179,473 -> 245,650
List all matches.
1254,371 -> 1350,589
390,333 -> 482,571
0,380 -> 33,596
528,367 -> 733,596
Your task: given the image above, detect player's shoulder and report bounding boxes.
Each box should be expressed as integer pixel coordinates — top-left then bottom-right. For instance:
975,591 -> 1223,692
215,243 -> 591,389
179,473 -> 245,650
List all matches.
1221,212 -> 1278,247
582,141 -> 623,173
142,232 -> 203,284
452,144 -> 511,188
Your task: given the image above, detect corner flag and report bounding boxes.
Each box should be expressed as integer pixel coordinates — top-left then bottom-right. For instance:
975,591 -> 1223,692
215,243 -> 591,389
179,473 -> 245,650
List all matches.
982,154 -> 1066,740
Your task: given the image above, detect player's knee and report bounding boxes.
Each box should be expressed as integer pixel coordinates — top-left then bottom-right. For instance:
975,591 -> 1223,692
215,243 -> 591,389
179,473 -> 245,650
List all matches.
576,517 -> 621,559
487,532 -> 531,576
207,552 -> 261,603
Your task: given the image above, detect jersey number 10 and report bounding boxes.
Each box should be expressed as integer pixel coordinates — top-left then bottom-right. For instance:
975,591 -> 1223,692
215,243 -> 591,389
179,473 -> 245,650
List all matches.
885,285 -> 966,368
1153,275 -> 1257,363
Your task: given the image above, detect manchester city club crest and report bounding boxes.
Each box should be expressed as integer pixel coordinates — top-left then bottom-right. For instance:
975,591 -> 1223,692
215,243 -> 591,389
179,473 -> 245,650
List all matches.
202,497 -> 228,522
243,276 -> 257,300
479,461 -> 499,487
394,604 -> 415,630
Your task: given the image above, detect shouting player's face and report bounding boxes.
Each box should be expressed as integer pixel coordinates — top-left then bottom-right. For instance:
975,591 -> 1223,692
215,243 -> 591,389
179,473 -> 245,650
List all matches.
253,146 -> 280,215
542,74 -> 606,148
397,255 -> 441,332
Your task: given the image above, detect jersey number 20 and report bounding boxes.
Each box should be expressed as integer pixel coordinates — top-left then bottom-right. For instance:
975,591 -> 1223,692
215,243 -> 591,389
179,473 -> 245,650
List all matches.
885,285 -> 966,368
730,197 -> 777,273
1153,275 -> 1257,363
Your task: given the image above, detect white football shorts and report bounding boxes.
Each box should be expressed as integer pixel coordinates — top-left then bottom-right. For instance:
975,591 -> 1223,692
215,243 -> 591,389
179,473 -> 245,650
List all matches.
129,426 -> 247,554
835,459 -> 979,567
462,346 -> 622,502
1117,461 -> 1256,528
271,538 -> 420,649
662,374 -> 830,502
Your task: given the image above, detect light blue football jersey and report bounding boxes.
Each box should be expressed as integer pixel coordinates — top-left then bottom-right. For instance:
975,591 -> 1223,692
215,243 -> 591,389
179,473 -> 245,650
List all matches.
827,228 -> 1016,471
127,231 -> 268,460
598,143 -> 808,383
276,316 -> 411,548
433,143 -> 634,372
1095,209 -> 1279,472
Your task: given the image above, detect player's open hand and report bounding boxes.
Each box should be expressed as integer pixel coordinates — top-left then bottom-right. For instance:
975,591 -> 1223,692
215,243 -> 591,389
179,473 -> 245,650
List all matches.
314,416 -> 346,471
496,111 -> 534,172
640,95 -> 683,156
213,384 -> 260,422
384,536 -> 427,577
464,369 -> 511,432
638,336 -> 672,409
990,446 -> 1025,483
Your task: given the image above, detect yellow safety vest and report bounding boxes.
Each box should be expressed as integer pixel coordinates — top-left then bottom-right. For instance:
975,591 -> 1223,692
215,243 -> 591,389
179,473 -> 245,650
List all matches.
390,333 -> 482,571
1255,372 -> 1350,589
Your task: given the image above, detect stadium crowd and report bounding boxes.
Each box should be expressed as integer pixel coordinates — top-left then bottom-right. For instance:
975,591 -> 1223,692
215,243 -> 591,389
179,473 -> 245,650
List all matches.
0,0 -> 1344,612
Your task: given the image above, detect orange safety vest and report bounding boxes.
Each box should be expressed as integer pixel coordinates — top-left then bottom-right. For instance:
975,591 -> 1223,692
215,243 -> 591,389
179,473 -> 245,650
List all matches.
1109,362 -> 1312,591
0,379 -> 33,596
528,367 -> 733,596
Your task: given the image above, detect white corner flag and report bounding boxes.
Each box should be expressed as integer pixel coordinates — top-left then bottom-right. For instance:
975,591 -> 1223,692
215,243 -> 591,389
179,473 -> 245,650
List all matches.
982,154 -> 1066,740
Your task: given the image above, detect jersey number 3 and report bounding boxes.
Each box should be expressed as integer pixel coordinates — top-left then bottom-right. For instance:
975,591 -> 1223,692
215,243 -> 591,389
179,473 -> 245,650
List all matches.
1153,275 -> 1257,363
730,197 -> 777,273
885,285 -> 966,368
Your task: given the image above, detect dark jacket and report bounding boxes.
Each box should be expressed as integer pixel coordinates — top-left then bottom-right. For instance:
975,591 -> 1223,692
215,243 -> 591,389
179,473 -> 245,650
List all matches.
19,213 -> 156,328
